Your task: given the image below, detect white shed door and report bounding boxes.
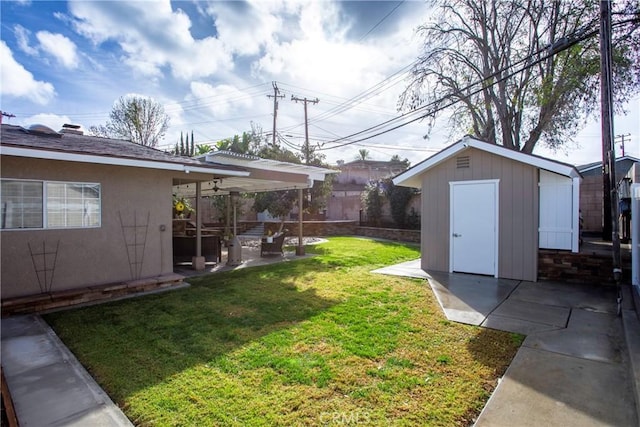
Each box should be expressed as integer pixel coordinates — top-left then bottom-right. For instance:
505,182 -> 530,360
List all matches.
450,180 -> 498,276
539,170 -> 573,250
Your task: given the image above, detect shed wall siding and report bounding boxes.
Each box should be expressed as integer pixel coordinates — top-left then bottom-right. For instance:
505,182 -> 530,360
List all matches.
1,156 -> 175,298
420,148 -> 538,281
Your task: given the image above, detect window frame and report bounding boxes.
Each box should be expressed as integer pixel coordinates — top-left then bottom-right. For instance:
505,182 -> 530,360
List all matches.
1,178 -> 102,231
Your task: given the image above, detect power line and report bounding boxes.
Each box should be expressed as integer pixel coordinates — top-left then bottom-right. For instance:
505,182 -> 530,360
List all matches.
276,62 -> 414,132
317,23 -> 603,152
359,1 -> 405,41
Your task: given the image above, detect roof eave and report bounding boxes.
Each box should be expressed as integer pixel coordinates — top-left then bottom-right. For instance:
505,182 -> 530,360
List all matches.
393,136 -> 581,188
1,146 -> 250,177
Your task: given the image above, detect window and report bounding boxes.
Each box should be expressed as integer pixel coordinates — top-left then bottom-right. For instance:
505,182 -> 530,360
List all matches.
1,180 -> 43,229
1,179 -> 101,230
46,183 -> 101,228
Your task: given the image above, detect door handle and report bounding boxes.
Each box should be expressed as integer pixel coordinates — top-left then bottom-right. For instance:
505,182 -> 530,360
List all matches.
452,233 -> 461,237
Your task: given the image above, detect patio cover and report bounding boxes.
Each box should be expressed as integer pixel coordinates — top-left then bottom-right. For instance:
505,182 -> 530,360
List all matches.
172,150 -> 336,261
173,150 -> 335,196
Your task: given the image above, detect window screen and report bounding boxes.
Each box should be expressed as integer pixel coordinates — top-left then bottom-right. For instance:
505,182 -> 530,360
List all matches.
1,179 -> 101,230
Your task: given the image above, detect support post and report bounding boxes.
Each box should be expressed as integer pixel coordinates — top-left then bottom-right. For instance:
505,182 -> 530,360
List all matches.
296,187 -> 305,256
192,181 -> 205,270
225,194 -> 231,238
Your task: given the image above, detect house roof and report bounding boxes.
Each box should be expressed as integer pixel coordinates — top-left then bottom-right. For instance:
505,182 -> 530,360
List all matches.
577,155 -> 640,174
1,124 -> 337,196
393,135 -> 581,188
1,124 -> 248,177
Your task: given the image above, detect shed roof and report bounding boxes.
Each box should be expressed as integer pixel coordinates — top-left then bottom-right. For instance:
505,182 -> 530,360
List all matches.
393,135 -> 581,188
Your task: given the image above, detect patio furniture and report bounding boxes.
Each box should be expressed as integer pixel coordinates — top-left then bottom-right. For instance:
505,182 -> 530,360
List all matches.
261,232 -> 286,257
172,235 -> 221,264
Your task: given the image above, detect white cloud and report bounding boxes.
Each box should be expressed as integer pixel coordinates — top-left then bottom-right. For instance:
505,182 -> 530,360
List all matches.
13,25 -> 80,69
67,1 -> 232,80
0,41 -> 56,105
252,1 -> 420,102
187,82 -> 254,117
14,24 -> 38,55
206,1 -> 282,56
35,31 -> 80,69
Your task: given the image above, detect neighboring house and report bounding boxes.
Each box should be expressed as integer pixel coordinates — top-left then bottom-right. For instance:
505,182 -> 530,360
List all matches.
394,136 -> 581,282
1,124 -> 331,302
577,156 -> 640,234
327,159 -> 410,221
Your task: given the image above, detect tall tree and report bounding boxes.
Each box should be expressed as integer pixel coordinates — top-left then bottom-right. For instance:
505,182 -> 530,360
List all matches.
172,131 -> 198,156
89,95 -> 170,147
399,0 -> 640,153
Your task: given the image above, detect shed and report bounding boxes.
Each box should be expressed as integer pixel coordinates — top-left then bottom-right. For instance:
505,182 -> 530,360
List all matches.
393,136 -> 581,282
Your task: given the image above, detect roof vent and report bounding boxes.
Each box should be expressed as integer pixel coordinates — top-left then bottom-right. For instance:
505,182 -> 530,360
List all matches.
27,124 -> 62,137
456,156 -> 470,169
60,123 -> 84,135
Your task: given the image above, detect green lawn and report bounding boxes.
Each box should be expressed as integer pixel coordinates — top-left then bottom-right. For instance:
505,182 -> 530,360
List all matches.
45,237 -> 522,426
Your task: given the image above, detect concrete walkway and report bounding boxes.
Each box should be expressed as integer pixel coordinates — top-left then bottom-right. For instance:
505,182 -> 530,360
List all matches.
374,260 -> 639,426
1,315 -> 133,427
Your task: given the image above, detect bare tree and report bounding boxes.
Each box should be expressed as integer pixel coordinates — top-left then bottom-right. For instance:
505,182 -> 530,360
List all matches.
89,95 -> 170,147
400,0 -> 640,153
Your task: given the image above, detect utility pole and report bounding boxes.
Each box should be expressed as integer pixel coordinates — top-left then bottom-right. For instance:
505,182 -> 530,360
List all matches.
267,82 -> 284,147
0,111 -> 16,125
600,0 -> 621,284
291,94 -> 319,257
615,133 -> 631,157
291,95 -> 319,164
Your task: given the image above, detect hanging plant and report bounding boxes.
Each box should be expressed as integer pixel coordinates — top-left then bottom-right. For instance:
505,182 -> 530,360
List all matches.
173,196 -> 194,218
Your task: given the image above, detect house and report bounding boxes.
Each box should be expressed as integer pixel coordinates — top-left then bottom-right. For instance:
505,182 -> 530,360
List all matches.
1,124 -> 332,306
577,156 -> 640,235
327,159 -> 411,221
393,136 -> 581,282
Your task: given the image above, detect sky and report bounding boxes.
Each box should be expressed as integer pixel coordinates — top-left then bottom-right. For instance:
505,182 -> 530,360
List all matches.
1,0 -> 639,168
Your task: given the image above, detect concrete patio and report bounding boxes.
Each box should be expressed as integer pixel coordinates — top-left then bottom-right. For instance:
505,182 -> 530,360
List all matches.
374,260 -> 639,426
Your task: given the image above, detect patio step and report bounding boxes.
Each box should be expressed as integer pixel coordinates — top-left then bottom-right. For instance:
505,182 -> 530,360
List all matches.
240,223 -> 265,237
